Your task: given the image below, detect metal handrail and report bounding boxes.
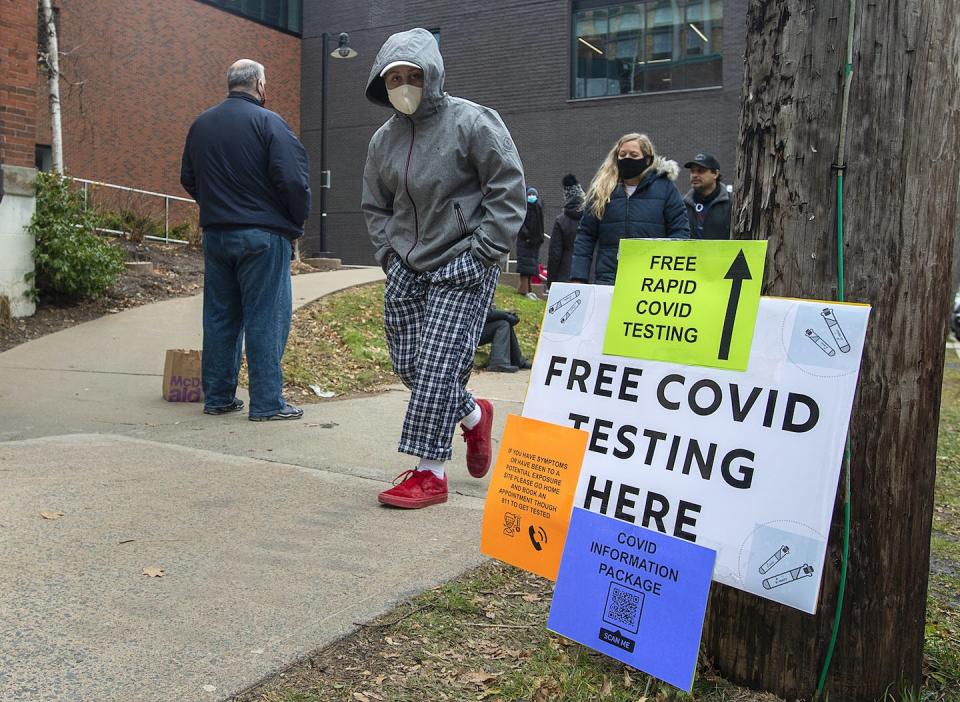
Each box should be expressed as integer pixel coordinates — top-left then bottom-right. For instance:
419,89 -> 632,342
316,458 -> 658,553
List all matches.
73,177 -> 197,244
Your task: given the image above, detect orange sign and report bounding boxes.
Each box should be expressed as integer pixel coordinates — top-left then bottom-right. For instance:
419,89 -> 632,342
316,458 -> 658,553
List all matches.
480,414 -> 588,580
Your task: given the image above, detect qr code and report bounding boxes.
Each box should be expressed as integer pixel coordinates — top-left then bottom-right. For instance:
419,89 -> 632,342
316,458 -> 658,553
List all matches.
602,582 -> 644,634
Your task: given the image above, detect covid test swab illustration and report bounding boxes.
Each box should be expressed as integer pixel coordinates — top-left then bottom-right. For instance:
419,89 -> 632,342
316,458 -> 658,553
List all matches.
805,329 -> 836,357
560,299 -> 582,324
548,289 -> 580,315
758,545 -> 790,575
821,308 -> 851,353
762,564 -> 814,590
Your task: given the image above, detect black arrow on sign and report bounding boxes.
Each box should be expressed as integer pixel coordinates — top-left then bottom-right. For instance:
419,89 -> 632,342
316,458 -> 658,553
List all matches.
718,249 -> 752,360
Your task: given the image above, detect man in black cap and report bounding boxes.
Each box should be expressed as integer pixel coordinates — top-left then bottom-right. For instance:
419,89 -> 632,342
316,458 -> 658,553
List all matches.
683,152 -> 731,240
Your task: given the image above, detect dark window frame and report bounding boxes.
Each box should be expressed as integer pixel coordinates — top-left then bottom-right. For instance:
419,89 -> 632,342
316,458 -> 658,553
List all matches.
195,0 -> 302,36
570,0 -> 724,100
35,144 -> 53,173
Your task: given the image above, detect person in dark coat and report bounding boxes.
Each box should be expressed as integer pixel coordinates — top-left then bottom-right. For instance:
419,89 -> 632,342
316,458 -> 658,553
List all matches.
683,152 -> 732,239
477,306 -> 531,373
547,173 -> 584,289
516,186 -> 544,297
180,59 -> 310,421
570,133 -> 689,285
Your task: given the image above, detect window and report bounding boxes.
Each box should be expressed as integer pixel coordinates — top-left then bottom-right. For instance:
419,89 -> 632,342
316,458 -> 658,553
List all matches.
572,0 -> 723,99
198,0 -> 302,35
35,145 -> 52,172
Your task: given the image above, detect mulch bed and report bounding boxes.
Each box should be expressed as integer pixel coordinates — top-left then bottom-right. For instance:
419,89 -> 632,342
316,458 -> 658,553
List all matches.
0,240 -> 204,353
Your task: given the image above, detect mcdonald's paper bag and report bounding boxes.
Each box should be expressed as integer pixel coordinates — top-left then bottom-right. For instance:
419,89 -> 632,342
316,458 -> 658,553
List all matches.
162,349 -> 203,402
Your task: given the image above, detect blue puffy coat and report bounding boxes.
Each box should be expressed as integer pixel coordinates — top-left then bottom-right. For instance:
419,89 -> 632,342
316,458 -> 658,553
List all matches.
570,158 -> 690,284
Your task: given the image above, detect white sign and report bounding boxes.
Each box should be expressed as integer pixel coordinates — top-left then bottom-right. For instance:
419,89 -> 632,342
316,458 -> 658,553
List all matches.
523,283 -> 870,613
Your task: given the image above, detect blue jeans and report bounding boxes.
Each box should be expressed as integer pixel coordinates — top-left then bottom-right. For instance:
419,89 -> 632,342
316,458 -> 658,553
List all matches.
201,228 -> 292,417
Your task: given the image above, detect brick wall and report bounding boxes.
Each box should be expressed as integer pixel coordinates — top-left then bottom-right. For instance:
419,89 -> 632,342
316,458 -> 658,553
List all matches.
301,0 -> 747,264
0,0 -> 39,169
35,0 -> 301,197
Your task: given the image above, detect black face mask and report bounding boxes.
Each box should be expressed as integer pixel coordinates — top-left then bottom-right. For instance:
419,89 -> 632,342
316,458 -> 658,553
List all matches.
617,156 -> 652,180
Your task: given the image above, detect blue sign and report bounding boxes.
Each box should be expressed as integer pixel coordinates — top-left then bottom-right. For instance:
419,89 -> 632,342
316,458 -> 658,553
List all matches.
546,508 -> 716,692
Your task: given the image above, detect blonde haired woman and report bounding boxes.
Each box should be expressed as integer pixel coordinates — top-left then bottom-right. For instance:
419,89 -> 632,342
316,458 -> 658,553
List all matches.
570,133 -> 689,284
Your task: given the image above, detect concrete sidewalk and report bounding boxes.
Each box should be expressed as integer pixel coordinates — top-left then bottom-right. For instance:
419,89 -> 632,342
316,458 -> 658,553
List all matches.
0,269 -> 534,701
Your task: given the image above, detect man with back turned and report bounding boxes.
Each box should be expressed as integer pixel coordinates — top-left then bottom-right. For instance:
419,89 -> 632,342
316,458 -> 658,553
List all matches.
181,59 -> 310,421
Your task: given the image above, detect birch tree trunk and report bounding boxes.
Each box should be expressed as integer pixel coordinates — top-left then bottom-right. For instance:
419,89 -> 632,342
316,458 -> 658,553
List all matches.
40,0 -> 63,174
703,1 -> 960,699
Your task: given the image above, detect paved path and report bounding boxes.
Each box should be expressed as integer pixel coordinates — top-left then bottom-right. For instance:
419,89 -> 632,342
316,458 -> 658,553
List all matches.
0,268 -> 533,701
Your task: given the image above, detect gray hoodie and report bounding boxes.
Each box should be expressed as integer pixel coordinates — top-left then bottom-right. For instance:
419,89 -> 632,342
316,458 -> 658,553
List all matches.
362,28 -> 526,272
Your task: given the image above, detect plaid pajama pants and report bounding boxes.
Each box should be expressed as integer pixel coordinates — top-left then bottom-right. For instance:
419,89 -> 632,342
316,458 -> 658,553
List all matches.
384,250 -> 501,461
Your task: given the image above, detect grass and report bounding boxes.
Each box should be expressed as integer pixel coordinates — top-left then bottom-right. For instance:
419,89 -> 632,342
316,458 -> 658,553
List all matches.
923,364 -> 960,696
235,562 -> 782,702
234,285 -> 960,702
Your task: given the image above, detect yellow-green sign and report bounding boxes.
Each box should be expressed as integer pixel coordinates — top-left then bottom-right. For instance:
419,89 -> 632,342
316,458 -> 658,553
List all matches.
603,240 -> 767,370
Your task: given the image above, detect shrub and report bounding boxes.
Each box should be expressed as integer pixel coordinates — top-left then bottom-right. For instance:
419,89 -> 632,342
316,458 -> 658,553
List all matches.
28,173 -> 125,301
95,208 -> 163,243
169,221 -> 201,245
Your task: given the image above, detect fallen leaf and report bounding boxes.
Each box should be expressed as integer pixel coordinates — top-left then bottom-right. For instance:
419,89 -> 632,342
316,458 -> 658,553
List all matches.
460,671 -> 501,687
533,678 -> 561,702
352,693 -> 369,702
202,684 -> 216,693
600,676 -> 612,697
40,511 -> 64,520
624,669 -> 633,688
142,566 -> 165,577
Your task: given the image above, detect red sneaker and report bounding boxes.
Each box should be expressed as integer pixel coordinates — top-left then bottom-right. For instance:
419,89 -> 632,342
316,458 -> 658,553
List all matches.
378,470 -> 448,509
462,399 -> 494,478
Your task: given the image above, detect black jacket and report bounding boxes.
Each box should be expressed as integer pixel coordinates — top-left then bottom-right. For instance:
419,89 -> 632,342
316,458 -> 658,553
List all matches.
683,185 -> 732,240
548,205 -> 582,286
516,201 -> 544,275
180,92 -> 310,240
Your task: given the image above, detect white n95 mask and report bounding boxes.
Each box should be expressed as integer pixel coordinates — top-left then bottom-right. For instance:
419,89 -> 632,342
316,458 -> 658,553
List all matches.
387,84 -> 422,115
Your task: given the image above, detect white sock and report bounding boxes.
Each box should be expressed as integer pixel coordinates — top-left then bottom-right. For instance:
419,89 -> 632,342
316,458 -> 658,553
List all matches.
416,458 -> 445,479
461,404 -> 482,430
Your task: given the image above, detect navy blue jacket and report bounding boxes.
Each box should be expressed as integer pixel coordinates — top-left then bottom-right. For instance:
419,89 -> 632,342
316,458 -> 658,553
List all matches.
180,92 -> 310,240
570,162 -> 689,284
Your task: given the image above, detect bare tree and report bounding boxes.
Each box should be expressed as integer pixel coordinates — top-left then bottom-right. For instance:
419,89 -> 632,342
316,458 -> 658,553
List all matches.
39,0 -> 63,174
702,1 -> 960,700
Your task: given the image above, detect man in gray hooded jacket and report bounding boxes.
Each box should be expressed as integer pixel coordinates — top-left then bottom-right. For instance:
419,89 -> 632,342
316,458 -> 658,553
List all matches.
362,27 -> 526,510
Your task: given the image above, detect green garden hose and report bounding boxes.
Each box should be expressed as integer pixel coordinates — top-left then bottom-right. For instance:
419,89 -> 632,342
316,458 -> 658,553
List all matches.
815,0 -> 857,697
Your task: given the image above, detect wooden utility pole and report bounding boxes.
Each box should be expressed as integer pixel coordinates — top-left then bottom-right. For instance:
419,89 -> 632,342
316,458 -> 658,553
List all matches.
40,0 -> 63,174
703,1 -> 960,700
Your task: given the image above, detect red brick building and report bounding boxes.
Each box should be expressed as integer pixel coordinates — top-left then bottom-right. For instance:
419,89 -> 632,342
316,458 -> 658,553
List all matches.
37,0 -> 302,197
1,0 -> 42,316
1,0 -> 39,170
1,0 -> 302,317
